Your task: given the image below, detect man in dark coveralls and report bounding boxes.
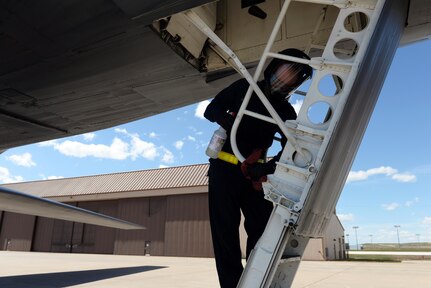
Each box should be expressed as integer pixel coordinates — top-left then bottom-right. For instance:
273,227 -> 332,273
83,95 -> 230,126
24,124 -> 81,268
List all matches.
204,48 -> 313,288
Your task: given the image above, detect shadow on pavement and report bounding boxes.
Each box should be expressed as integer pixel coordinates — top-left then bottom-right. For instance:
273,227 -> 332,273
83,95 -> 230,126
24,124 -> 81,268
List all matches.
0,265 -> 166,288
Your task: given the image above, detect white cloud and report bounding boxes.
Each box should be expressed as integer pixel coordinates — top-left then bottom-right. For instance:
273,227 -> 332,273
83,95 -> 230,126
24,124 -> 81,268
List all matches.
161,148 -> 174,163
291,99 -> 303,115
148,132 -> 158,139
0,167 -> 24,184
159,165 -> 169,168
195,100 -> 210,119
129,135 -> 158,161
40,128 -> 176,164
422,217 -> 431,225
82,133 -> 96,141
337,213 -> 354,221
347,166 -> 417,184
347,166 -> 397,183
367,166 -> 398,175
47,176 -> 64,180
115,128 -> 159,160
114,128 -> 128,134
382,202 -> 400,211
174,140 -> 184,150
38,140 -> 58,147
188,126 -> 198,132
187,135 -> 196,142
391,173 -> 417,183
6,152 -> 36,167
405,197 -> 419,207
39,174 -> 64,180
50,138 -> 129,160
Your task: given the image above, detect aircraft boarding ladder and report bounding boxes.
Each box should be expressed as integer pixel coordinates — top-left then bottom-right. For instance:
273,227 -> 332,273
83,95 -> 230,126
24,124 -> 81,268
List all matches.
185,0 -> 408,286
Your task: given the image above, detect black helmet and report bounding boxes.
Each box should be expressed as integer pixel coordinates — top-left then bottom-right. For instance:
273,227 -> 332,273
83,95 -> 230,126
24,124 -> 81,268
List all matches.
264,48 -> 313,100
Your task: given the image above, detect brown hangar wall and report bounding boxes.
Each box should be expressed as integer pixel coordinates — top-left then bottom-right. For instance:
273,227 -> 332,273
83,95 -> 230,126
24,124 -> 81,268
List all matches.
0,212 -> 35,251
0,164 -> 213,257
32,216 -> 55,252
114,197 -> 167,256
164,194 -> 213,257
0,193 -> 214,257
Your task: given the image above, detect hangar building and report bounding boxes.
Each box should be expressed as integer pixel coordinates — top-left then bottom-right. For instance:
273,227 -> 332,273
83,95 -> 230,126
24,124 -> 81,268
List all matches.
0,163 -> 345,260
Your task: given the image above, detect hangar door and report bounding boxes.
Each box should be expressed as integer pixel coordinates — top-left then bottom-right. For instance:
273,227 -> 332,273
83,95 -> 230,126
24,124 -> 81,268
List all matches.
32,201 -> 118,254
0,211 -> 35,251
164,193 -> 213,257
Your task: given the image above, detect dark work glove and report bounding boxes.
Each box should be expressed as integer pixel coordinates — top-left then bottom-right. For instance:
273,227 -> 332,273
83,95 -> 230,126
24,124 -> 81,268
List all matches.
245,162 -> 275,181
216,113 -> 235,132
241,149 -> 275,190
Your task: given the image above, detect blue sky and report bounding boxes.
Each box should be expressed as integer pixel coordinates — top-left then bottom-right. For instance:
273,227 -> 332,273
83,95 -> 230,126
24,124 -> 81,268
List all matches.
1,40 -> 430,245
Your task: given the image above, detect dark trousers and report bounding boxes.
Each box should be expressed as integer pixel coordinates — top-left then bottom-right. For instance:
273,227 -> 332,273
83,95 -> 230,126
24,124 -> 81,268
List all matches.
208,159 -> 273,288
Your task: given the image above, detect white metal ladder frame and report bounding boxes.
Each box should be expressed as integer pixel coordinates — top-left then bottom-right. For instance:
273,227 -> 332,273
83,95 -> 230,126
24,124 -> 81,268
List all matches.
185,0 -> 389,287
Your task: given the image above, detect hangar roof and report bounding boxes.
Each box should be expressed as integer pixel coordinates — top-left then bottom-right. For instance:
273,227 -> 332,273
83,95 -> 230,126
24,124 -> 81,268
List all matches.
1,163 -> 209,201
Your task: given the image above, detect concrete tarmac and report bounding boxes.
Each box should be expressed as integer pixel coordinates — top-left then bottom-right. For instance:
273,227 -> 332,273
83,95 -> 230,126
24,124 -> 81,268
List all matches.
0,251 -> 430,287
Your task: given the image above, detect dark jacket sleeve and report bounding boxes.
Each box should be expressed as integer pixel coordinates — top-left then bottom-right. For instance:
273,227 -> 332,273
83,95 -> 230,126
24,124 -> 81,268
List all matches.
204,79 -> 247,123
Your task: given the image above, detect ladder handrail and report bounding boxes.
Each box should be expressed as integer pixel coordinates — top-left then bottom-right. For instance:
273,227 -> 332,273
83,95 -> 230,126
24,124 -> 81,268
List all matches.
229,0 -> 293,162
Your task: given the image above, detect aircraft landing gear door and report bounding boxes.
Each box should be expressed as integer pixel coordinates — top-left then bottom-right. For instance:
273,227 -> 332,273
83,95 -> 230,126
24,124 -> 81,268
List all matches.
184,0 -> 408,286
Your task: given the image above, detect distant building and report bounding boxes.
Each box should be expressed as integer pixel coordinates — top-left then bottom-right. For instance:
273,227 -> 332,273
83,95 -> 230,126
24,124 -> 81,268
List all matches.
0,164 -> 345,260
303,213 -> 346,260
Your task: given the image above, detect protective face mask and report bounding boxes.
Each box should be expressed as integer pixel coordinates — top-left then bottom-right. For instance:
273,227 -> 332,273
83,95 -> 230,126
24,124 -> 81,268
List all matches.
270,63 -> 304,96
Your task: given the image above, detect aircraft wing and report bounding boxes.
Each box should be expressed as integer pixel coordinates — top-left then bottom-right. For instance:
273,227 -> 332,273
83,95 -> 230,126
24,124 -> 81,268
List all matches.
0,187 -> 144,229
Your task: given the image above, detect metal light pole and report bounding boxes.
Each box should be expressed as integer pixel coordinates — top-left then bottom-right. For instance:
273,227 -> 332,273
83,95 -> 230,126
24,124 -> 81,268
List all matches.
369,234 -> 373,244
394,225 -> 401,248
353,226 -> 359,250
346,233 -> 350,244
416,234 -> 420,243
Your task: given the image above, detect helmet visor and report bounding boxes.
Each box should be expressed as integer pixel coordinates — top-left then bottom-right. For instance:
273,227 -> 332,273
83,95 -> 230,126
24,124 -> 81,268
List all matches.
270,62 -> 308,96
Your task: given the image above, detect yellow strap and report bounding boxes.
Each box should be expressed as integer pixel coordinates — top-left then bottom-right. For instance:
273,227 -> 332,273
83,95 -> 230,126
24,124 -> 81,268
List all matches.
218,151 -> 239,165
218,151 -> 265,165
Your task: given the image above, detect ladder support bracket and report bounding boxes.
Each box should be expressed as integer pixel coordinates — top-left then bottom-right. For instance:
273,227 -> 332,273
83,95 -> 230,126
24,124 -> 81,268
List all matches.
263,183 -> 300,227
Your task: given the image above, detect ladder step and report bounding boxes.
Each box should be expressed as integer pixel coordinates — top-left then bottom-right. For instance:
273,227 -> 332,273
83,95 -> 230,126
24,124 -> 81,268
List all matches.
266,52 -> 310,65
276,161 -> 313,178
279,255 -> 301,264
285,121 -> 326,139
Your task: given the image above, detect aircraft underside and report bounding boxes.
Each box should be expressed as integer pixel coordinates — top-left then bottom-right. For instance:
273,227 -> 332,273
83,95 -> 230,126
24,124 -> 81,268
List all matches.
0,0 -> 429,151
